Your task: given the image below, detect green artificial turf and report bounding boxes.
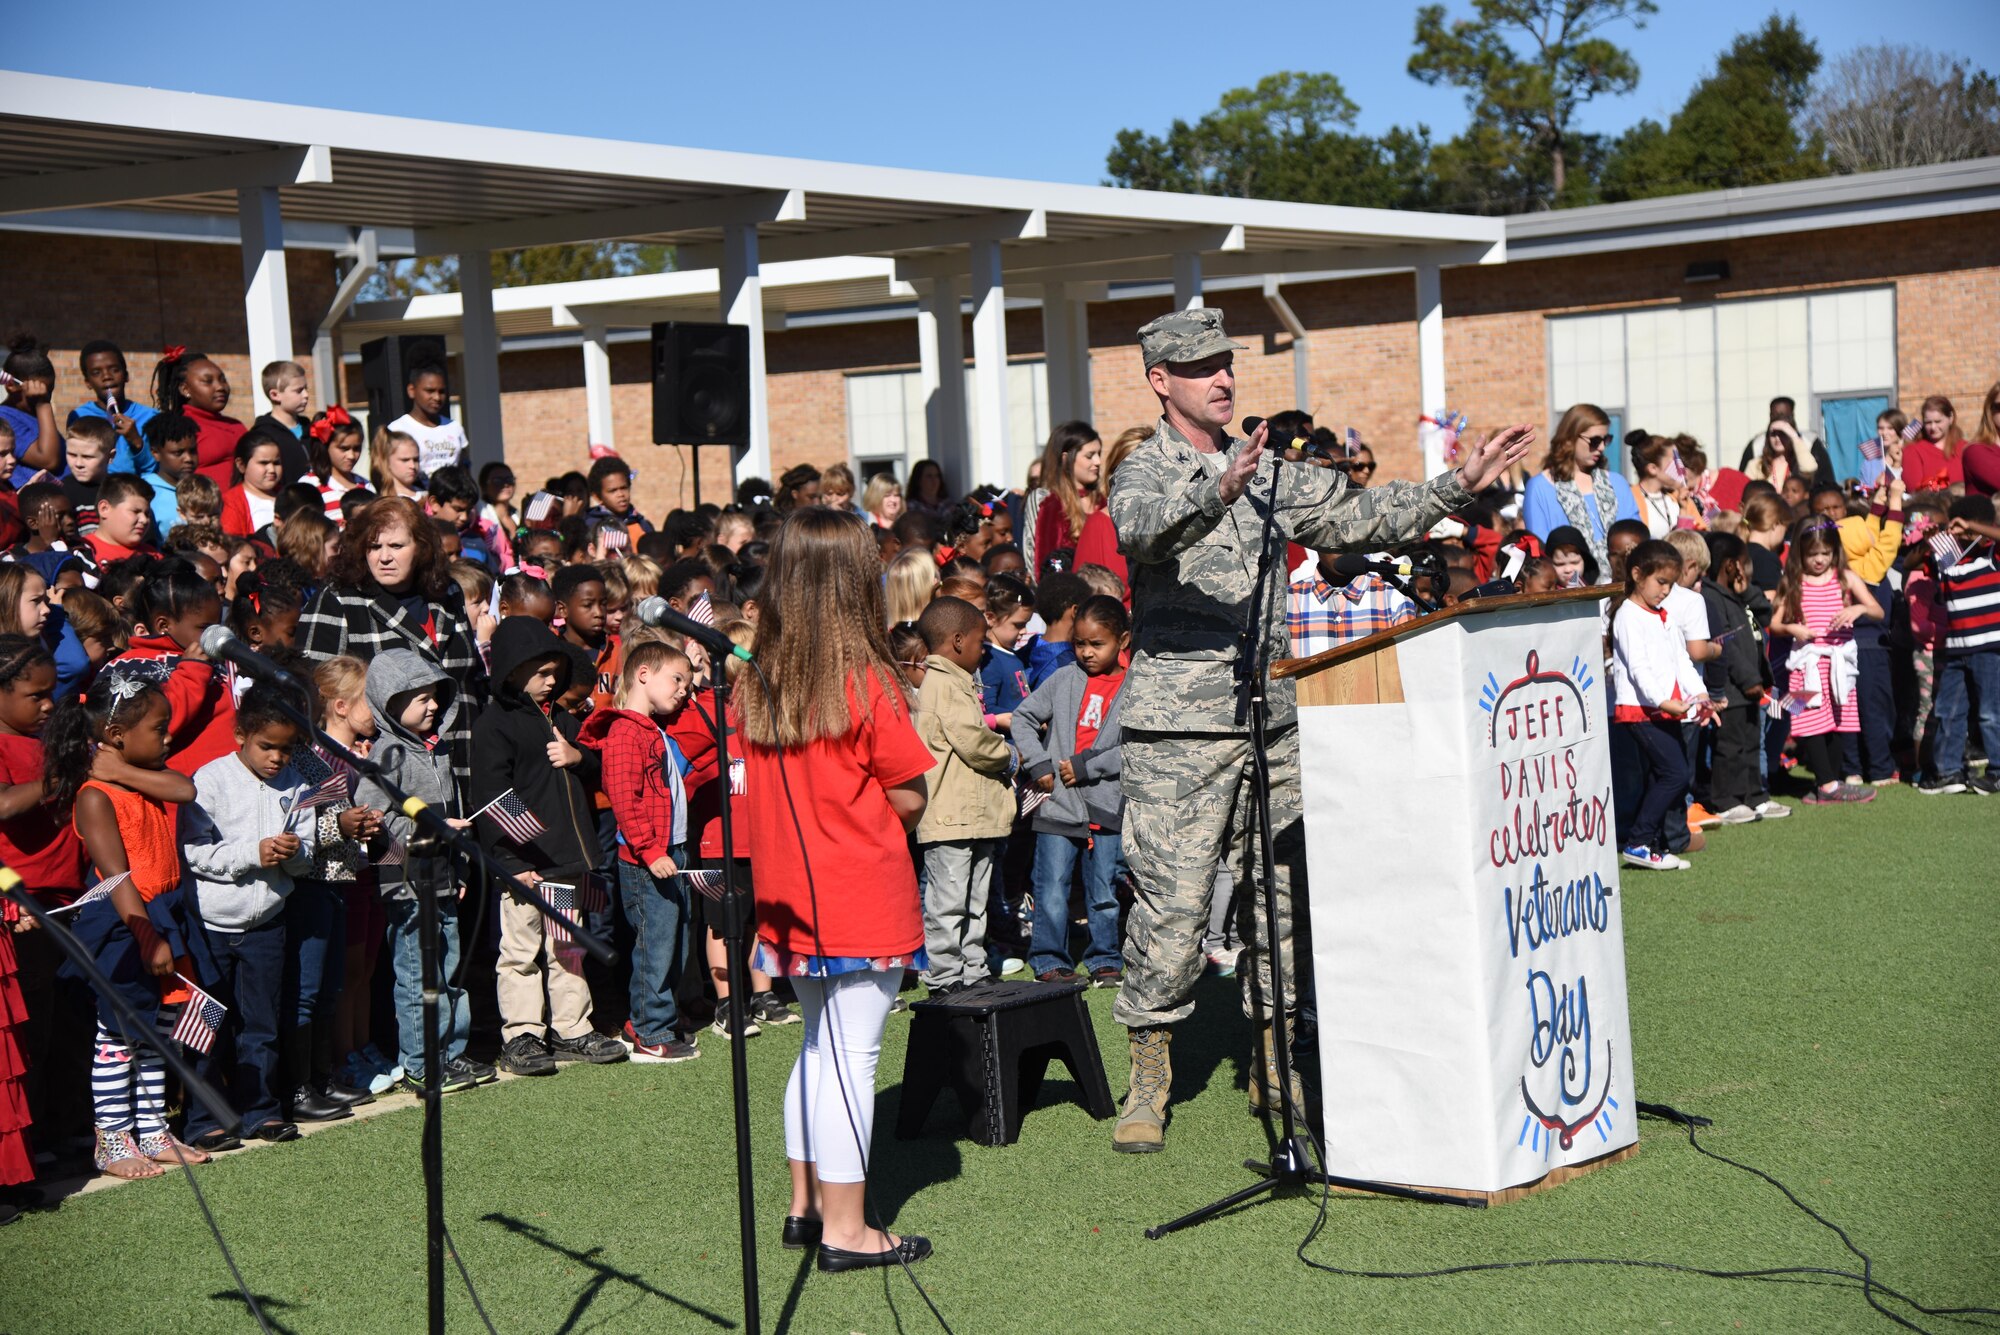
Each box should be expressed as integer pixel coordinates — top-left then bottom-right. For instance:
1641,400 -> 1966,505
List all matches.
5,784 -> 1997,1333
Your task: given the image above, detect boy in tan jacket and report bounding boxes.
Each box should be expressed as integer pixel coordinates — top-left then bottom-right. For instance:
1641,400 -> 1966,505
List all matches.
914,596 -> 1017,995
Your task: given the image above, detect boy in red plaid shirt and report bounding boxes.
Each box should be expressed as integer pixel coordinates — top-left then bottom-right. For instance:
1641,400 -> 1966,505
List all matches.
1286,551 -> 1419,658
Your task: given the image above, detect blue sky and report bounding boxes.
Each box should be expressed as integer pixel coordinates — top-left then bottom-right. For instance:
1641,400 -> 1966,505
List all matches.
6,0 -> 1990,184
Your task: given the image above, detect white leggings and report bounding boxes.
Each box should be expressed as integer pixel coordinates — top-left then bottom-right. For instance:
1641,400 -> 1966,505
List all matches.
783,969 -> 899,1184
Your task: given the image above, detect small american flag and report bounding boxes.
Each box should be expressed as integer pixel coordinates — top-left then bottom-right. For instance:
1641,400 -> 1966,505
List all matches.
1902,420 -> 1922,442
524,491 -> 559,525
1860,434 -> 1884,461
284,769 -> 349,814
688,593 -> 717,627
1765,692 -> 1807,718
375,833 -> 406,867
683,869 -> 727,902
170,976 -> 228,1055
543,881 -> 575,943
50,871 -> 130,915
475,789 -> 546,845
1018,777 -> 1049,817
1929,530 -> 1966,569
728,757 -> 745,796
1343,427 -> 1361,458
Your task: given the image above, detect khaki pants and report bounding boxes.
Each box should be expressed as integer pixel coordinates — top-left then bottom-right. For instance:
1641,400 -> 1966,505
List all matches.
496,888 -> 593,1044
1112,726 -> 1307,1030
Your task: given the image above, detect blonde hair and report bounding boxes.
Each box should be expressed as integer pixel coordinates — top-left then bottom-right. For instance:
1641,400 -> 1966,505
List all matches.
312,655 -> 368,722
1665,529 -> 1709,573
278,508 -> 337,577
737,508 -> 902,747
1709,509 -> 1743,536
716,512 -> 755,546
620,554 -> 662,600
601,564 -> 630,611
1540,404 -> 1611,483
178,473 -> 223,524
860,474 -> 901,519
369,428 -> 422,497
884,547 -> 939,626
1104,426 -> 1149,484
260,360 -> 306,397
1974,382 -> 2000,446
449,559 -> 492,614
61,589 -> 125,656
819,462 -> 856,500
720,618 -> 755,683
1077,563 -> 1126,600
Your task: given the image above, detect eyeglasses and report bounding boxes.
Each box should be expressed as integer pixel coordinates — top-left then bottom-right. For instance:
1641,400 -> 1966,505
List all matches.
1347,461 -> 1377,475
1579,434 -> 1611,448
899,661 -> 928,672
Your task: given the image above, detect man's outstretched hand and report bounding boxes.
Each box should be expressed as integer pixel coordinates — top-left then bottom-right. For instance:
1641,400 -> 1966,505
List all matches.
1454,424 -> 1537,494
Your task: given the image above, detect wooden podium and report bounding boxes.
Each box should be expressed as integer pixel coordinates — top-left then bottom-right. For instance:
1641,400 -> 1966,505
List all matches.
1273,587 -> 1638,1205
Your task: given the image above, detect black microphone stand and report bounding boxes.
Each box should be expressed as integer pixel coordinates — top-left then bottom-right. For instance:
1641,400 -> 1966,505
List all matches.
1147,455 -> 1475,1242
693,662 -> 760,1335
257,688 -> 615,1334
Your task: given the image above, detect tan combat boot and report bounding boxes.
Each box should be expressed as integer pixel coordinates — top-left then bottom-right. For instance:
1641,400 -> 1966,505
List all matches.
1111,1027 -> 1173,1154
1246,1021 -> 1311,1120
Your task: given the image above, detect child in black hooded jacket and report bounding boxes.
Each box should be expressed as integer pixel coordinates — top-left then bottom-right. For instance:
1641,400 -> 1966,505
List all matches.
471,615 -> 628,1075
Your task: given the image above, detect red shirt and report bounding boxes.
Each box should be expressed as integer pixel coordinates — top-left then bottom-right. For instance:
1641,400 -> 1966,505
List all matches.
1902,438 -> 1962,492
185,404 -> 247,486
0,731 -> 82,892
738,671 -> 933,958
666,687 -> 729,861
1075,668 -> 1124,753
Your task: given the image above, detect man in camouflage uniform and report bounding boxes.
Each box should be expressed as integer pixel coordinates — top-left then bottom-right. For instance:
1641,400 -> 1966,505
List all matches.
1106,307 -> 1533,1152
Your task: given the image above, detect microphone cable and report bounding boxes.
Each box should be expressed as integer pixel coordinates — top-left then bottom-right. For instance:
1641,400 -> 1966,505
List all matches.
750,658 -> 955,1334
1284,1098 -> 1996,1332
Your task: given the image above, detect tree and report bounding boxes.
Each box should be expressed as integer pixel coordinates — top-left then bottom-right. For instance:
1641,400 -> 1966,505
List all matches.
1408,0 -> 1656,205
1598,16 -> 1824,201
360,242 -> 673,300
1806,44 -> 2000,173
1105,72 -> 1438,209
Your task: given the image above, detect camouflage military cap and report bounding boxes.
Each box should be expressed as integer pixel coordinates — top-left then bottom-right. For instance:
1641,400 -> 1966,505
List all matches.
1137,307 -> 1245,370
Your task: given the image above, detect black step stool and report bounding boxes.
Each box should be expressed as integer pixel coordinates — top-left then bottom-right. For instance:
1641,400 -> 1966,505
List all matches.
896,978 -> 1115,1146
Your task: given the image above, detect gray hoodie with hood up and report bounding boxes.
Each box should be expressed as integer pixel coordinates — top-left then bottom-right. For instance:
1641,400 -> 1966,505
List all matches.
356,648 -> 463,900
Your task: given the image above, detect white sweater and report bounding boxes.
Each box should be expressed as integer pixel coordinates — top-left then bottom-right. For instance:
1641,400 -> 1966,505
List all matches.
1611,598 -> 1707,715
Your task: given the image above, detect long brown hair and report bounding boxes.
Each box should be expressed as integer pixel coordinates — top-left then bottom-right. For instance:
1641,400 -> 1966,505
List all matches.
278,508 -> 337,578
1759,424 -> 1801,478
1976,381 -> 2000,446
738,508 -> 902,747
1540,404 -> 1610,483
326,495 -> 451,600
1040,421 -> 1100,539
1921,394 -> 1965,458
1775,516 -> 1849,626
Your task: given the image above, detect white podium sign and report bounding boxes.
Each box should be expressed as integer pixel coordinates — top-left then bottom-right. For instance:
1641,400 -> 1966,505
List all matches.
1296,596 -> 1638,1196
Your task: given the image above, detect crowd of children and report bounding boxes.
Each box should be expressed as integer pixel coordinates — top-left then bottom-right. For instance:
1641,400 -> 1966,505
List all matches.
0,325 -> 1992,1219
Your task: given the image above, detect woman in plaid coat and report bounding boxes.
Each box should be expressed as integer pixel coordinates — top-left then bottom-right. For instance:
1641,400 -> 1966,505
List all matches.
297,497 -> 487,790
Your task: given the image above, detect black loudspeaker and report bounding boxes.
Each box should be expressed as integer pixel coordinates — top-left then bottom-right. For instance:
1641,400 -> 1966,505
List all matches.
652,322 -> 750,447
359,335 -> 449,429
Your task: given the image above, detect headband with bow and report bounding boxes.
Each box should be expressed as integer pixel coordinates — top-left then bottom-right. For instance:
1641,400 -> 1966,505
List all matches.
308,403 -> 354,444
160,344 -> 187,363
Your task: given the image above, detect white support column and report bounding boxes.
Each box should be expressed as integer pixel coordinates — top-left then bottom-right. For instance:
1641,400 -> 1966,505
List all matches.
457,249 -> 506,474
1262,278 -> 1312,415
968,239 -> 1011,491
581,324 -> 615,448
237,186 -> 293,416
721,223 -> 770,483
1172,251 -> 1205,310
917,276 -> 969,489
1040,283 -> 1076,423
311,229 -> 377,416
1066,295 -> 1093,423
1415,262 -> 1448,478
310,329 -> 342,414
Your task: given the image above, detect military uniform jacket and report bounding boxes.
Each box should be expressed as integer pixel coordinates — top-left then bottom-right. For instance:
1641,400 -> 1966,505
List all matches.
1108,416 -> 1471,734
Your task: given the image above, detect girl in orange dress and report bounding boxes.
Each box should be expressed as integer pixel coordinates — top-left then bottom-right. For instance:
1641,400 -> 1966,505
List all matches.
46,669 -> 202,1177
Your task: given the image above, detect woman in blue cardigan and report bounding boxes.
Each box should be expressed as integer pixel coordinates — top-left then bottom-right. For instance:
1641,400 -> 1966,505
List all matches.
1522,403 -> 1639,581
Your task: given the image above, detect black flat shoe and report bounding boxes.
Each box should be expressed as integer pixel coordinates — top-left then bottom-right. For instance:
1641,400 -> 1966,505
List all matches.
781,1215 -> 822,1250
816,1235 -> 931,1273
190,1130 -> 243,1154
250,1120 -> 299,1143
290,1088 -> 353,1122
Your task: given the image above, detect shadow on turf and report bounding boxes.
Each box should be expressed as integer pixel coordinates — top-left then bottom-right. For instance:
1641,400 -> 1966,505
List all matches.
209,1290 -> 299,1335
482,1212 -> 736,1332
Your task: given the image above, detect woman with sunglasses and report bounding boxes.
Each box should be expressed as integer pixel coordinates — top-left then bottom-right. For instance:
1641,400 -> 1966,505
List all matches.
1965,380 -> 2000,499
1522,403 -> 1639,580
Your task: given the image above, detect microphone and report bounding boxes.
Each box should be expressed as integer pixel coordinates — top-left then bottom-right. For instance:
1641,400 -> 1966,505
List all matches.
1327,552 -> 1419,580
1240,416 -> 1320,461
199,624 -> 303,689
631,597 -> 751,661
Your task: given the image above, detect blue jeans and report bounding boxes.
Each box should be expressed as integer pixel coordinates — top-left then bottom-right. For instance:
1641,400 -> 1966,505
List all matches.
1932,649 -> 2000,776
1621,720 -> 1691,853
383,894 -> 469,1073
1841,644 -> 1897,781
283,880 -> 344,1029
618,852 -> 689,1045
1029,830 -> 1126,975
184,916 -> 286,1137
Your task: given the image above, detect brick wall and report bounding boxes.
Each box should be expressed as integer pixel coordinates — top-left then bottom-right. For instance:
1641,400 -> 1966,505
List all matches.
5,211 -> 1992,507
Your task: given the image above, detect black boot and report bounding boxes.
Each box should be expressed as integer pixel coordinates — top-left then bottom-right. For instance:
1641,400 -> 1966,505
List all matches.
315,1015 -> 373,1107
285,1028 -> 351,1123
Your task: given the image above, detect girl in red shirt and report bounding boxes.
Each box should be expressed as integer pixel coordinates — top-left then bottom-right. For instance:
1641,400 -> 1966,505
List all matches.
150,350 -> 245,486
735,508 -> 934,1273
112,560 -> 237,776
220,432 -> 286,537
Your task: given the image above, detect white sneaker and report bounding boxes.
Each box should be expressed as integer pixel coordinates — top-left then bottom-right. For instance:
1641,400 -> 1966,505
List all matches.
1659,853 -> 1692,870
1754,800 -> 1793,819
999,957 -> 1027,976
1716,804 -> 1761,825
1621,846 -> 1672,870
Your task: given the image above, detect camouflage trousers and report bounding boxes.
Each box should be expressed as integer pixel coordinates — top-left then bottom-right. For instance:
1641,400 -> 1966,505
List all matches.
1112,726 -> 1309,1030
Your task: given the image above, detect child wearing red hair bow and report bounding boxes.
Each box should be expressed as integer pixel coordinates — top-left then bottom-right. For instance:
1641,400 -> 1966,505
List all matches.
307,407 -> 370,525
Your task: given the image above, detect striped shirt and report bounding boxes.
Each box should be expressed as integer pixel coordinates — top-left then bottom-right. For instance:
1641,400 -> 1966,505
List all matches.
1287,573 -> 1418,659
1939,541 -> 2000,655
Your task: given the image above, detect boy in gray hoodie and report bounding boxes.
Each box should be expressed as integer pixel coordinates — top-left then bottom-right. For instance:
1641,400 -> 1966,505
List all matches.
355,649 -> 493,1093
1009,596 -> 1130,985
181,683 -> 323,1144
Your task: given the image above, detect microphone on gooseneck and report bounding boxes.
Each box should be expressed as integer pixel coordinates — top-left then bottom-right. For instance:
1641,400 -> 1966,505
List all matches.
200,624 -> 303,690
631,597 -> 752,662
